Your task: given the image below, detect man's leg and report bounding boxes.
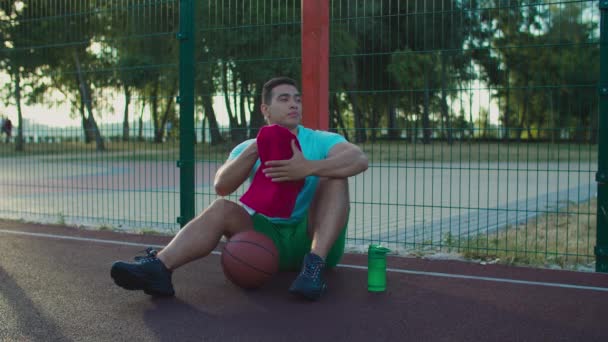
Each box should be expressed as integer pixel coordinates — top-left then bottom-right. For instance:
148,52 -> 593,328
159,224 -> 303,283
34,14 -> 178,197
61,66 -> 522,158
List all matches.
158,198 -> 253,270
307,177 -> 350,258
111,198 -> 253,296
289,177 -> 349,300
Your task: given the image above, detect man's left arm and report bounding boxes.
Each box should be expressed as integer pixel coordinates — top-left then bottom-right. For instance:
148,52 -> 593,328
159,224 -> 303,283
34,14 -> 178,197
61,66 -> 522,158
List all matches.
309,142 -> 368,178
263,140 -> 368,182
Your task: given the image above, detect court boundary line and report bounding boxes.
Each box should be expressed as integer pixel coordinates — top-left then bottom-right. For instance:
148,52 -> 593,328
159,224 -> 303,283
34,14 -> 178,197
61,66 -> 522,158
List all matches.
1,228 -> 607,293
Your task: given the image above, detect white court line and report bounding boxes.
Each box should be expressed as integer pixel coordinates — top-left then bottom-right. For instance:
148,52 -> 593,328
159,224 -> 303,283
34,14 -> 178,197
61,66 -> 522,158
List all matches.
1,228 -> 607,293
338,264 -> 608,292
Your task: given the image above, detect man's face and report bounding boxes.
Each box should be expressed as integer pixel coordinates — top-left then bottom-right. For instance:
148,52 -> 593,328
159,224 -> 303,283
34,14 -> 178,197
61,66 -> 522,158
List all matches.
261,84 -> 302,131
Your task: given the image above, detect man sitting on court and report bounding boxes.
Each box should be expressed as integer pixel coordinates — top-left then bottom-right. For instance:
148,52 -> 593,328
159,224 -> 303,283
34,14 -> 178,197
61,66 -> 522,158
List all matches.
110,77 -> 369,301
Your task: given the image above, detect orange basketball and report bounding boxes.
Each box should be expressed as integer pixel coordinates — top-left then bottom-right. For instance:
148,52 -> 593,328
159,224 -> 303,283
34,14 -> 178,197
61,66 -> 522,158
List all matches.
221,231 -> 279,289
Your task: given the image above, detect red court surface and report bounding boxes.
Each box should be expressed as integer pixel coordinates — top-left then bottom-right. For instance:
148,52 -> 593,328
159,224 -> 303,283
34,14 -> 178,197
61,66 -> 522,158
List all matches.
1,220 -> 607,341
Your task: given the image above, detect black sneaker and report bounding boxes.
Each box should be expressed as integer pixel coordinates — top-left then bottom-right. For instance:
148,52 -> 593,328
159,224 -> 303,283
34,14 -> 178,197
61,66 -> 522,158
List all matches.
288,252 -> 327,301
110,248 -> 175,297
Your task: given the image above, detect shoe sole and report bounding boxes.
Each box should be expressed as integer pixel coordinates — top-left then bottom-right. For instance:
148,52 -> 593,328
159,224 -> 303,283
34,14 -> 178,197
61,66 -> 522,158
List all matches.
288,284 -> 327,301
111,263 -> 175,297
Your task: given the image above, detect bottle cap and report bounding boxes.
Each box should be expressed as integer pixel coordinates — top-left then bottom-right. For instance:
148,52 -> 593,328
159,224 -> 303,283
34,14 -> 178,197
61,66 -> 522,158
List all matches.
368,244 -> 391,255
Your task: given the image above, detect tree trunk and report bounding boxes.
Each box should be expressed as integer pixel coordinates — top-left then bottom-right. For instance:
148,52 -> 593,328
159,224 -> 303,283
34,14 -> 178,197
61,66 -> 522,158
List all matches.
201,115 -> 206,143
369,98 -> 383,142
331,93 -> 350,141
138,99 -> 145,141
517,110 -> 524,141
589,86 -> 598,143
329,93 -> 337,133
347,92 -> 366,143
422,73 -> 431,144
370,103 -> 379,142
13,70 -> 24,151
150,80 -> 160,141
73,52 -> 104,151
503,69 -> 511,141
122,85 -> 131,141
201,95 -> 224,144
527,122 -> 533,141
77,75 -> 93,143
517,85 -> 529,141
458,80 -> 467,140
469,84 -> 474,138
221,62 -> 240,142
248,82 -> 265,138
387,100 -> 399,140
80,99 -> 91,143
239,82 -> 248,136
348,58 -> 366,143
441,52 -> 452,145
483,109 -> 489,139
155,81 -> 178,143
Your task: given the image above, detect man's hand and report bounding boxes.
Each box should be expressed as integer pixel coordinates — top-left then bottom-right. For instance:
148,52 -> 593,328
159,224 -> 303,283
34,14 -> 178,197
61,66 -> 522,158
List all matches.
263,140 -> 312,182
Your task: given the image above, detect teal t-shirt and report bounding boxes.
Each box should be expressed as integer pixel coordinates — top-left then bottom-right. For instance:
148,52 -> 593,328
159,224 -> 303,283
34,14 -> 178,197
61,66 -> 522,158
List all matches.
228,125 -> 347,224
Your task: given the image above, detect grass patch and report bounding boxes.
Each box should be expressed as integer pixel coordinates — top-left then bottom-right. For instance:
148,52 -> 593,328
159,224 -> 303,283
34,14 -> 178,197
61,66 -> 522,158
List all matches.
443,199 -> 597,269
98,225 -> 118,232
359,140 -> 597,163
56,212 -> 66,226
138,227 -> 172,236
1,140 -> 597,163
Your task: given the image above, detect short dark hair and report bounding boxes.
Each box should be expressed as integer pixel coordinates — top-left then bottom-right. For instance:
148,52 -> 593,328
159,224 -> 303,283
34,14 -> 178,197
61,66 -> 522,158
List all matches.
261,77 -> 298,105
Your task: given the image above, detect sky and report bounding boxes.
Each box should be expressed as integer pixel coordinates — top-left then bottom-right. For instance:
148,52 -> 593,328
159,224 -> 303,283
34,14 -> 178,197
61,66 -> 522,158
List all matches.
0,81 -> 499,129
1,92 -> 143,127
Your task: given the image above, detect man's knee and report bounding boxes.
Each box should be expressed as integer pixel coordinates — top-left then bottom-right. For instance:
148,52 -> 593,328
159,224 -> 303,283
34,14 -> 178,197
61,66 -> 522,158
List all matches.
209,198 -> 238,211
317,177 -> 350,207
205,199 -> 247,221
308,178 -> 350,231
318,177 -> 348,187
207,198 -> 252,233
318,177 -> 348,194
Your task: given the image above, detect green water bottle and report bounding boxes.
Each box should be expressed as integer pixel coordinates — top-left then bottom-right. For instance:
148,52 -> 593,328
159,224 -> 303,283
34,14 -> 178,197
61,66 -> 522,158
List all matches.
367,244 -> 391,292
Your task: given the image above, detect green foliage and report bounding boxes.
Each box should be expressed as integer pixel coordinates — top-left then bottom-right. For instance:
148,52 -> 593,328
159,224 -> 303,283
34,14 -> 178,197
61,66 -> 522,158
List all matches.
57,212 -> 66,226
98,225 -> 116,232
471,1 -> 598,142
0,0 -> 599,145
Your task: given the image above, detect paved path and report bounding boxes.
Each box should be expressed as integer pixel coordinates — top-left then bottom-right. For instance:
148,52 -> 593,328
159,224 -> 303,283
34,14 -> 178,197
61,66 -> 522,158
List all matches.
0,158 -> 597,246
1,220 -> 607,341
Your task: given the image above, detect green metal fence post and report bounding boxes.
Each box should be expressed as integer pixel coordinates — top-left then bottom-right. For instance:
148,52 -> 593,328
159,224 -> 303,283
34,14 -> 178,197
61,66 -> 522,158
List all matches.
596,0 -> 608,272
177,0 -> 195,228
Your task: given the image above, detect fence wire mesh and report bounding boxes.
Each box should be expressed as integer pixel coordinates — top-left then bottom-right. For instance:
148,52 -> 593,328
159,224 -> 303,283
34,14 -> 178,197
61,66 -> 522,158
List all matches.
0,0 -> 600,269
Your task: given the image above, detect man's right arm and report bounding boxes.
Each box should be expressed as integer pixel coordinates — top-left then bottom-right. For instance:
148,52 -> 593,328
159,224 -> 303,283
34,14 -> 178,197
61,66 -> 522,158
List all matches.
214,142 -> 258,196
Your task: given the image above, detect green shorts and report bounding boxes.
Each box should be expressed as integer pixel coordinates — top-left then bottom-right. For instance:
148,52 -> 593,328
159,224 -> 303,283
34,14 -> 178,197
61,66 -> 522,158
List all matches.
251,213 -> 347,272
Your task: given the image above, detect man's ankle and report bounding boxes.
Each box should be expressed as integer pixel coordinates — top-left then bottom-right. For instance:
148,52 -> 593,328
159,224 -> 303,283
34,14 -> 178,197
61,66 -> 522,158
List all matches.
304,252 -> 325,268
309,250 -> 327,261
156,253 -> 173,272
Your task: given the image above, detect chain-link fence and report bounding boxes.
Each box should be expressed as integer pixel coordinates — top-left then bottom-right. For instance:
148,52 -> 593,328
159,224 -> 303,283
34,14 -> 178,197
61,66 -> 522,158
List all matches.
0,0 -> 601,269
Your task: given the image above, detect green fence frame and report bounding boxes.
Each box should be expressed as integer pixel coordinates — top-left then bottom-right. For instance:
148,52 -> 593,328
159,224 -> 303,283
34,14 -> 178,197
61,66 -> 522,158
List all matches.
597,0 -> 608,272
178,0 -> 195,227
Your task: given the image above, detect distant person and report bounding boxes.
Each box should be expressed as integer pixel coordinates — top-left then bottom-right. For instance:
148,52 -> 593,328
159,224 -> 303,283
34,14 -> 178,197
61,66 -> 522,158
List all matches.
2,117 -> 12,143
110,77 -> 369,301
0,117 -> 4,141
165,121 -> 173,141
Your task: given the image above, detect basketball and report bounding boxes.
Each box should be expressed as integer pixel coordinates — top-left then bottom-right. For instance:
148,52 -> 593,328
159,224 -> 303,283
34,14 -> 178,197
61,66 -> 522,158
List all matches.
221,230 -> 279,289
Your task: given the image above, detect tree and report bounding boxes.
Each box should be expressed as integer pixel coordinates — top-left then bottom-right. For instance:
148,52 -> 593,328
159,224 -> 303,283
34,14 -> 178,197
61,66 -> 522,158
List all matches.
472,0 -> 548,140
23,1 -> 112,150
385,0 -> 470,143
0,1 -> 51,151
201,0 -> 302,142
471,1 -> 598,143
542,3 -> 598,143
